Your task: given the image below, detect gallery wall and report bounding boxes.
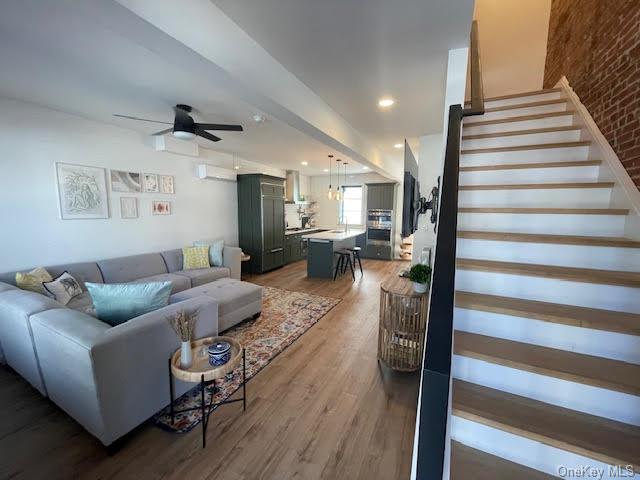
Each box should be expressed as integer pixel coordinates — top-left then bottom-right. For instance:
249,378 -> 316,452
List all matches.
0,98 -> 280,272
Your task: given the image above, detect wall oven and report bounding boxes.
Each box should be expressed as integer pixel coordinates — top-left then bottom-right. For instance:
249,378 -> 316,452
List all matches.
366,209 -> 392,246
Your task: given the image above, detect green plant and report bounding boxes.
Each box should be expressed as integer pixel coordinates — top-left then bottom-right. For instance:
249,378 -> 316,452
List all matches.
408,263 -> 432,285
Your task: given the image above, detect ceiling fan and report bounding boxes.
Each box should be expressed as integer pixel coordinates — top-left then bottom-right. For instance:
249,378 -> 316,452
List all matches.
114,104 -> 243,142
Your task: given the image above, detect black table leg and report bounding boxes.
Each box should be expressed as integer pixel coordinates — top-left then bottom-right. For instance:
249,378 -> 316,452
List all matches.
168,358 -> 175,424
201,374 -> 206,448
243,348 -> 246,411
356,252 -> 363,274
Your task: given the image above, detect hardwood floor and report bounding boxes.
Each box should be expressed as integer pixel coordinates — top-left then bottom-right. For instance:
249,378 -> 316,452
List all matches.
0,259 -> 418,480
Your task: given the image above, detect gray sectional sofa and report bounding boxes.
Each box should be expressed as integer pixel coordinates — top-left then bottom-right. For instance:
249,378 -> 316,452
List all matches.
0,246 -> 262,447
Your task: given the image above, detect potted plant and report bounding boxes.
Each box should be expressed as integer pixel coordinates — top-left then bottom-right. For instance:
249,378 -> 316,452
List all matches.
408,263 -> 432,293
168,309 -> 199,368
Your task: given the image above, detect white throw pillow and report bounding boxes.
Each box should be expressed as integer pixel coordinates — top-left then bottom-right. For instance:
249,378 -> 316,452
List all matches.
43,271 -> 83,306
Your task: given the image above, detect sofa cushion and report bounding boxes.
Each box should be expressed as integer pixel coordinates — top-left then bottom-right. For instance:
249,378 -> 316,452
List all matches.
174,267 -> 230,287
194,239 -> 224,266
97,253 -> 167,284
0,282 -> 18,294
66,291 -> 97,317
170,278 -> 262,319
15,267 -> 53,295
160,249 -> 183,273
47,262 -> 104,289
43,272 -> 83,306
182,246 -> 210,270
132,273 -> 191,294
86,282 -> 172,326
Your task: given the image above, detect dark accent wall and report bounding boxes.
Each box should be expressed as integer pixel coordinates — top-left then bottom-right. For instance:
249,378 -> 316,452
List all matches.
544,0 -> 640,188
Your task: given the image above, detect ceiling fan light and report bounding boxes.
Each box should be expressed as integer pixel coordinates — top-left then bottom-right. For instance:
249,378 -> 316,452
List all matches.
173,130 -> 196,140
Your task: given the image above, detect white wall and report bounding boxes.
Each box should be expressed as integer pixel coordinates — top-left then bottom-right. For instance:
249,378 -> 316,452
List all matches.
0,98 -> 274,272
472,0 -> 552,97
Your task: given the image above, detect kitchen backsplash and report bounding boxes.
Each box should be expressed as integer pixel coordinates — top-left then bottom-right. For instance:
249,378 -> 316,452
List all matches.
285,203 -> 302,228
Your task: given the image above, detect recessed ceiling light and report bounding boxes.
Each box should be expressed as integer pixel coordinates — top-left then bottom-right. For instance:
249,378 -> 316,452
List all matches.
378,97 -> 395,108
301,161 -> 308,166
234,165 -> 240,170
323,168 -> 329,172
394,143 -> 403,149
363,166 -> 369,170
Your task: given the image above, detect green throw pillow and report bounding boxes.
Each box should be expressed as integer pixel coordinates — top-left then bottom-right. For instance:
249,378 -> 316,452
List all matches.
86,281 -> 172,326
194,239 -> 224,267
183,246 -> 211,270
16,267 -> 53,295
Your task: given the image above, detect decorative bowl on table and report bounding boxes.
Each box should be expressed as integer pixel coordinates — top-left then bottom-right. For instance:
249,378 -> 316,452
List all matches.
208,341 -> 231,366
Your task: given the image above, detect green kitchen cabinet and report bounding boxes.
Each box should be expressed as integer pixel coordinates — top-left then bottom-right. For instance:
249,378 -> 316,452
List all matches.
237,174 -> 286,274
366,182 -> 396,210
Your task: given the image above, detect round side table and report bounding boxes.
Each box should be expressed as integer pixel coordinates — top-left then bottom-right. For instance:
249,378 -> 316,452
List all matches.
378,275 -> 429,372
168,336 -> 246,448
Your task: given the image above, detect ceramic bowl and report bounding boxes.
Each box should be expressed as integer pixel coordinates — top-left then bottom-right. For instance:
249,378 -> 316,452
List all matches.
208,341 -> 231,366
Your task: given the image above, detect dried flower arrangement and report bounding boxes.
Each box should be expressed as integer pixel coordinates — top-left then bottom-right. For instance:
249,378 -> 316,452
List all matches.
167,309 -> 199,342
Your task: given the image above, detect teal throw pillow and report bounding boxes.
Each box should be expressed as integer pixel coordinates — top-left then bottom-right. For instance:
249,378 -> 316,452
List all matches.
194,239 -> 224,267
85,281 -> 172,326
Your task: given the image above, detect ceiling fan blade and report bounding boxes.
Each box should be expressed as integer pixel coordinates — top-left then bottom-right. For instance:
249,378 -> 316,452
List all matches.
195,123 -> 243,132
113,114 -> 172,125
196,130 -> 221,142
151,128 -> 174,136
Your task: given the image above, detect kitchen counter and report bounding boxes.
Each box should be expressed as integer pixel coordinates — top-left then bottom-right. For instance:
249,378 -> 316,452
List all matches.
285,227 -> 327,236
302,229 -> 365,242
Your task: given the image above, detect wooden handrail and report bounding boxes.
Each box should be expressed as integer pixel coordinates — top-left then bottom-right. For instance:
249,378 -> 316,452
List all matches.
463,20 -> 484,117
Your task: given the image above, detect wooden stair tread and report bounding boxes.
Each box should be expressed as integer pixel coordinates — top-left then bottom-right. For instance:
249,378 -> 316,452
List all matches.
452,379 -> 640,471
465,88 -> 563,104
454,331 -> 640,396
457,231 -> 640,248
484,98 -> 568,113
460,159 -> 601,172
460,181 -> 613,191
462,141 -> 591,154
455,291 -> 640,336
451,441 -> 554,479
462,125 -> 581,140
458,207 -> 629,215
464,110 -> 575,127
456,258 -> 640,288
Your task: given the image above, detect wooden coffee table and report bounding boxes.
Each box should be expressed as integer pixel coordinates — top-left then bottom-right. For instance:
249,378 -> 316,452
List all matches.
168,336 -> 246,448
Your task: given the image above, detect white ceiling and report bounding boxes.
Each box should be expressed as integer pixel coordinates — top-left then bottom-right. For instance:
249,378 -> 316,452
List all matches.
213,0 -> 474,155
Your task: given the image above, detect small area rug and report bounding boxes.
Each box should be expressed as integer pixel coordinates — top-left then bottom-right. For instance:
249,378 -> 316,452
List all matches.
153,286 -> 340,433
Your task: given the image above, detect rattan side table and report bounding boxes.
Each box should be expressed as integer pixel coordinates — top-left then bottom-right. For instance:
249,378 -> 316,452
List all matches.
378,275 -> 429,372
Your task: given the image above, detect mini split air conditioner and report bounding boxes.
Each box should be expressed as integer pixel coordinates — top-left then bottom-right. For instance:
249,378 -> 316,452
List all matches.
196,164 -> 237,182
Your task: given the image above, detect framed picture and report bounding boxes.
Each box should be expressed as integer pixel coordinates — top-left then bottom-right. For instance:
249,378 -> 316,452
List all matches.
111,170 -> 141,193
55,163 -> 109,220
160,175 -> 175,194
152,201 -> 171,215
120,197 -> 138,219
143,173 -> 159,193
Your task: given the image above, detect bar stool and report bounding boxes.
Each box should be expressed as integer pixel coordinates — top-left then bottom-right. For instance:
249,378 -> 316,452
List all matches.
333,249 -> 355,281
346,246 -> 363,275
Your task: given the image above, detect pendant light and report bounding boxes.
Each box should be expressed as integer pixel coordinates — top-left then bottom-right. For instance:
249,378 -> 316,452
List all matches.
326,154 -> 334,199
335,158 -> 342,201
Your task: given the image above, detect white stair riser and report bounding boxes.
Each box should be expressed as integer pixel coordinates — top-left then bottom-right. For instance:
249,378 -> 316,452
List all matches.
455,270 -> 640,313
462,129 -> 581,149
463,114 -> 574,135
451,417 -> 640,479
469,103 -> 568,122
461,145 -> 590,166
459,165 -> 601,185
455,308 -> 640,364
483,91 -> 564,109
459,187 -> 612,208
456,239 -> 640,272
453,357 -> 640,426
458,212 -> 626,237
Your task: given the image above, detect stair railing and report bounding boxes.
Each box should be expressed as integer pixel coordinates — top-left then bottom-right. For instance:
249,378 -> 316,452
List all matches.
414,19 -> 484,480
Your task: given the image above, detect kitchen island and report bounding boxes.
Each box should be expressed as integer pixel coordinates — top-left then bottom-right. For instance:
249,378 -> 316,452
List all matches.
302,229 -> 365,278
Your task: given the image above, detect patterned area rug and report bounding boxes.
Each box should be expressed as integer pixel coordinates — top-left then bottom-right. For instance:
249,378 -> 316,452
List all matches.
153,286 -> 340,433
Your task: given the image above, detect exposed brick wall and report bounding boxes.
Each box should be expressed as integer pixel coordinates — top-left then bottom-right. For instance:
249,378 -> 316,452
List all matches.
544,0 -> 640,188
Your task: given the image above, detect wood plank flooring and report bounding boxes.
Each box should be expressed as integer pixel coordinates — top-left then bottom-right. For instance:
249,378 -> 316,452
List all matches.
0,259 -> 417,480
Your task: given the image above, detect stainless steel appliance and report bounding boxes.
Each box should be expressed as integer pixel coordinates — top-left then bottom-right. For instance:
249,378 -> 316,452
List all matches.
366,209 -> 392,246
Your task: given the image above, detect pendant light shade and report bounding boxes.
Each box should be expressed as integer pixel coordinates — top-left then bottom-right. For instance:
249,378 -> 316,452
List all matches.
327,154 -> 334,200
335,159 -> 342,201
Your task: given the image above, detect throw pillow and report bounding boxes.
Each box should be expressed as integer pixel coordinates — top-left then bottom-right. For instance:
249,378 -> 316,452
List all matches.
194,239 -> 224,266
16,267 -> 53,295
183,246 -> 211,270
43,271 -> 83,305
85,281 -> 172,326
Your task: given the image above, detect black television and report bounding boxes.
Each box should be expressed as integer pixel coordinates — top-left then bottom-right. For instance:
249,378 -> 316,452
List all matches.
401,140 -> 421,238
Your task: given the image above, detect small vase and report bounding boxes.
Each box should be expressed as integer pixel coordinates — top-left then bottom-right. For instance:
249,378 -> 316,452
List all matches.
413,282 -> 428,294
180,341 -> 193,369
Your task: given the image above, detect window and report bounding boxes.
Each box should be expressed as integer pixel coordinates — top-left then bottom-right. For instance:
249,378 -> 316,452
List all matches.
340,186 -> 363,225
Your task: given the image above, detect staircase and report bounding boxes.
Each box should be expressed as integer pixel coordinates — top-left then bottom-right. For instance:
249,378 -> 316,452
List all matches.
449,88 -> 640,478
